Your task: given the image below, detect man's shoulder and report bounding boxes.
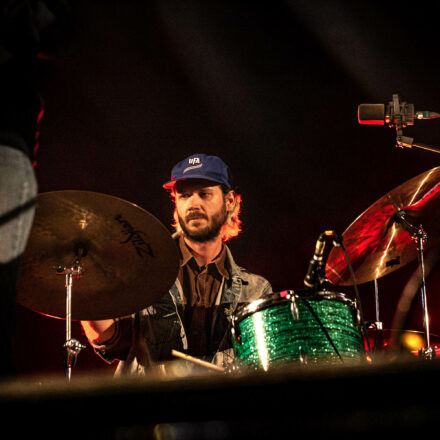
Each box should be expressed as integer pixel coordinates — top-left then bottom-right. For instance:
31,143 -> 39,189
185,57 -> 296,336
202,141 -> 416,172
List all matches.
235,265 -> 272,302
237,265 -> 269,283
224,246 -> 271,295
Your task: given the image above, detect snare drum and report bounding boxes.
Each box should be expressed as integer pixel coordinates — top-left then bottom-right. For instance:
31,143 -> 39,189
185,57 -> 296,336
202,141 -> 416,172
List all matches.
231,290 -> 365,370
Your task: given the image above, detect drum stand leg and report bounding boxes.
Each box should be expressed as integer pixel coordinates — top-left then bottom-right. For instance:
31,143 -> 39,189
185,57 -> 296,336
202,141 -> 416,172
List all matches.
59,262 -> 85,381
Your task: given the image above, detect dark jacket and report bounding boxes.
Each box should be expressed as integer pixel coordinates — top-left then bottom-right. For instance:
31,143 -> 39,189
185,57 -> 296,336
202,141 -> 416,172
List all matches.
94,246 -> 272,376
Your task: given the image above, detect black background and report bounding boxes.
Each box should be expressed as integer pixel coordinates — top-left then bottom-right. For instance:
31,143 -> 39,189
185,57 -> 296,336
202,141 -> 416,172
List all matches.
14,1 -> 440,378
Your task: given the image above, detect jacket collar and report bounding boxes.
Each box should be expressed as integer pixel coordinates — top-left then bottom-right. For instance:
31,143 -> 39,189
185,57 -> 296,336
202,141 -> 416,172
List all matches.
225,245 -> 248,284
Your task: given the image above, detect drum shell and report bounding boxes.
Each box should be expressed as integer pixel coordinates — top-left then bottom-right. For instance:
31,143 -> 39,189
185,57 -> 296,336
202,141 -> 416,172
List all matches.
231,290 -> 365,370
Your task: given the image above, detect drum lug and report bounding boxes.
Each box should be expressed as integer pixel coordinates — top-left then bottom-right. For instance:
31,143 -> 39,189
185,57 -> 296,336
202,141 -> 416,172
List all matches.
300,350 -> 308,364
290,296 -> 299,320
353,299 -> 361,325
230,317 -> 242,344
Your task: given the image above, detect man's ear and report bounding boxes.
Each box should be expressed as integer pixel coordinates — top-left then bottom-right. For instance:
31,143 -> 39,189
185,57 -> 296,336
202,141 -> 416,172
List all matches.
225,190 -> 235,212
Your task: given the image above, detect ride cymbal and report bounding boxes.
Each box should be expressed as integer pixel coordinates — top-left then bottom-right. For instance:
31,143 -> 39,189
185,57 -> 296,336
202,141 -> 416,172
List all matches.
16,191 -> 179,320
326,167 -> 440,286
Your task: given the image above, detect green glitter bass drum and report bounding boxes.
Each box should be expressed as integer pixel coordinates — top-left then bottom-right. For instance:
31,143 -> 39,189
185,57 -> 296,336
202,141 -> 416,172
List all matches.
231,290 -> 366,370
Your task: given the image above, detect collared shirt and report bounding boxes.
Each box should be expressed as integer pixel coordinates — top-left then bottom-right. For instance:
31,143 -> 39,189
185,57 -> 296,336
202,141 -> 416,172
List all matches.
177,235 -> 230,357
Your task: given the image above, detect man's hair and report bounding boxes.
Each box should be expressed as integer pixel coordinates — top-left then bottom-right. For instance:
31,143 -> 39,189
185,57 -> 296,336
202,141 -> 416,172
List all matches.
170,185 -> 243,241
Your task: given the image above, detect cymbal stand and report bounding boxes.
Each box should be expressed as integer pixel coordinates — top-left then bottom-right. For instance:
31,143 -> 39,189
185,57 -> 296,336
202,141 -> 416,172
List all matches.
395,211 -> 433,359
373,279 -> 382,330
57,259 -> 86,381
363,280 -> 383,359
415,230 -> 433,359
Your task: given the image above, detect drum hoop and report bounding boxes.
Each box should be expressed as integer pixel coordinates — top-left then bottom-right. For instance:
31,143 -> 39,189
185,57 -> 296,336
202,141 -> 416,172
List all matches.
233,290 -> 356,322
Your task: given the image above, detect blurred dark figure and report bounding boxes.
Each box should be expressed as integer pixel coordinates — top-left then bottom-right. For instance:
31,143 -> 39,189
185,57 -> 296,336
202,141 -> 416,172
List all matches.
0,0 -> 73,378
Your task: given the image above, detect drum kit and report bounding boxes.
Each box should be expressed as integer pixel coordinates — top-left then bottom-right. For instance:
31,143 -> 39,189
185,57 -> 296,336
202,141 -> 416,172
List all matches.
15,164 -> 440,378
231,165 -> 440,371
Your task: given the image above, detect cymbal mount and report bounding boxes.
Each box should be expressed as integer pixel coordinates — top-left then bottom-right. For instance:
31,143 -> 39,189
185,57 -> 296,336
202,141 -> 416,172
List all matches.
393,211 -> 427,246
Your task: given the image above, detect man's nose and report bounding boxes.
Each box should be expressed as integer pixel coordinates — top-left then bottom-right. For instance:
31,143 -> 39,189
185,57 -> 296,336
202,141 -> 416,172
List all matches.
187,194 -> 202,209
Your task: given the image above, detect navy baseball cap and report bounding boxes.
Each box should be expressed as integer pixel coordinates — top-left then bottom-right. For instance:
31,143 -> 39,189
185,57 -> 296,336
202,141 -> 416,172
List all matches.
163,154 -> 232,189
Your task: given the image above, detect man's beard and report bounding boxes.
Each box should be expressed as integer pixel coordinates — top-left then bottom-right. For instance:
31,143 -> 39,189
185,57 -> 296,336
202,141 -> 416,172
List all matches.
178,204 -> 227,243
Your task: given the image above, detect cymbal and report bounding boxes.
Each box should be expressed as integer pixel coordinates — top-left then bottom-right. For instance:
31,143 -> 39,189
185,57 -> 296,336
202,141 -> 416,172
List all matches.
16,191 -> 179,320
326,167 -> 440,286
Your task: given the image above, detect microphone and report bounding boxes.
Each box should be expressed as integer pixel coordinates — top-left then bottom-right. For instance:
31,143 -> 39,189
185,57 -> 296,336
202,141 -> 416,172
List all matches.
358,95 -> 440,126
304,231 -> 334,289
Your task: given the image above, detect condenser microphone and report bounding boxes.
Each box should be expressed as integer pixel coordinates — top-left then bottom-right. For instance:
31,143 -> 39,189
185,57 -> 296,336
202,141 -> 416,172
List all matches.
357,103 -> 387,125
304,231 -> 330,289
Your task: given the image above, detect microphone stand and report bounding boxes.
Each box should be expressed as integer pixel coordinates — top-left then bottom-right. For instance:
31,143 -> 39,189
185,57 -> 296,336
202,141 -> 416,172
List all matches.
388,94 -> 438,354
389,93 -> 440,155
396,135 -> 440,155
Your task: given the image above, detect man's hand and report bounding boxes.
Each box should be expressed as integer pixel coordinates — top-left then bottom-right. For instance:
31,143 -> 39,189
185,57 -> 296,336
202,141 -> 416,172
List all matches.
80,319 -> 115,344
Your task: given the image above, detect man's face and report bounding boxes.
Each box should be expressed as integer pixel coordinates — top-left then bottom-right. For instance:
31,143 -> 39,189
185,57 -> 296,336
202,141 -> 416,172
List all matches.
174,179 -> 233,243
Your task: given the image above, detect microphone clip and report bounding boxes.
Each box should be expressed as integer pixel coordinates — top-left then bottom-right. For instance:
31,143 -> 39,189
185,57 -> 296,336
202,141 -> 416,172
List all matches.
385,94 -> 415,130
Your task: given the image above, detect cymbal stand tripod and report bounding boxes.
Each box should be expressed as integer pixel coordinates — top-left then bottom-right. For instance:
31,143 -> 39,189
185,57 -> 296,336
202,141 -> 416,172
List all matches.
395,210 -> 434,359
57,257 -> 86,381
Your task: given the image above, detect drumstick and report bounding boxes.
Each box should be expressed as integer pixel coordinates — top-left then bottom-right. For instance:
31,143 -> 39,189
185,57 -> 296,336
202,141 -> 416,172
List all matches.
171,349 -> 225,372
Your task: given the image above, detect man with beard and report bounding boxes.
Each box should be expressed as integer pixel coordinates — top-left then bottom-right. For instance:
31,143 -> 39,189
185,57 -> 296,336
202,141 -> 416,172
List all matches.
81,154 -> 272,375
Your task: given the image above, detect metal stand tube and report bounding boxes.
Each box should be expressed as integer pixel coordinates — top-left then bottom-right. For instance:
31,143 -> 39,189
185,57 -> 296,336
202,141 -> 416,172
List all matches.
61,263 -> 85,381
374,279 -> 380,324
417,234 -> 433,358
394,212 -> 433,359
65,272 -> 73,381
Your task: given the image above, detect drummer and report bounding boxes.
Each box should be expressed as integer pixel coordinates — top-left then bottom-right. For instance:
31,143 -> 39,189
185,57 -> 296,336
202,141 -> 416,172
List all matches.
81,153 -> 272,374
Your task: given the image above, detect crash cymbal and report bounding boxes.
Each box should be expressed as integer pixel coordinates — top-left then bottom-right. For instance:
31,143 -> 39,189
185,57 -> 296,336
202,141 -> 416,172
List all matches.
16,191 -> 179,320
326,167 -> 440,286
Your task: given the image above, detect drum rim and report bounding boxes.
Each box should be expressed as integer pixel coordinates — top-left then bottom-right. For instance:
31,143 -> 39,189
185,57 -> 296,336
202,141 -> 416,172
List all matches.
233,289 -> 356,322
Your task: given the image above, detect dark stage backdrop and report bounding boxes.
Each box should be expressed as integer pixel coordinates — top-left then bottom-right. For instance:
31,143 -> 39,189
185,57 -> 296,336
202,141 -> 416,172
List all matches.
14,1 -> 440,378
